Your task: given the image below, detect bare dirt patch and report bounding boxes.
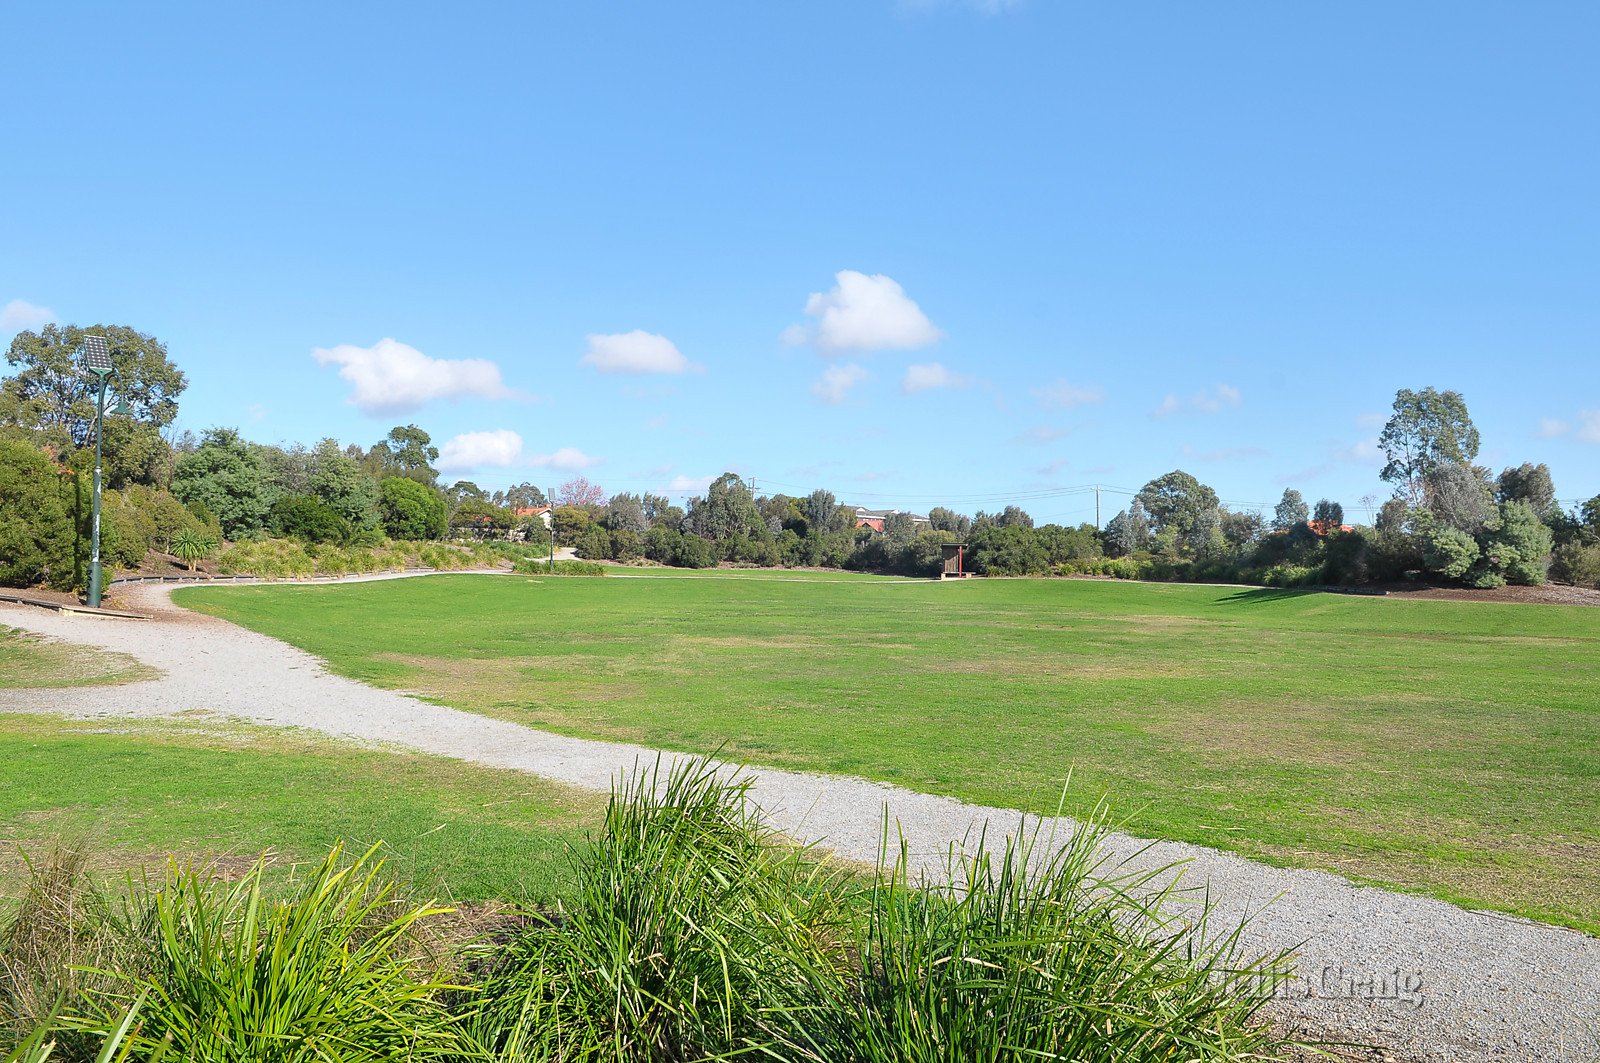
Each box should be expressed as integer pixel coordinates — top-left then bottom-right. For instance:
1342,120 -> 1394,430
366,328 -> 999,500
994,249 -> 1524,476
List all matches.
1380,583 -> 1600,606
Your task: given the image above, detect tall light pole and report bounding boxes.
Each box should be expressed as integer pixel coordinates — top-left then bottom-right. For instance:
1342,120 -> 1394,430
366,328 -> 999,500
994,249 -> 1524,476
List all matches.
81,336 -> 124,608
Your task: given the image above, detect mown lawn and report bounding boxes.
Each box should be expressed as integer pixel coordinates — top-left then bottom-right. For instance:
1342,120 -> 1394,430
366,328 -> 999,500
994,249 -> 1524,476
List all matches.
177,573 -> 1600,932
0,713 -> 599,905
0,625 -> 155,688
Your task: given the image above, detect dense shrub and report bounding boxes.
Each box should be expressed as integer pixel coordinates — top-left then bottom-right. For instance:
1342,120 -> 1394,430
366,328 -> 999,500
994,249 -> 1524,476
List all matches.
969,524 -> 1049,576
673,534 -> 718,569
1321,528 -> 1370,585
378,476 -> 447,541
1481,500 -> 1553,585
1059,556 -> 1151,580
1259,562 -> 1325,588
609,528 -> 642,562
0,438 -> 76,590
268,494 -> 351,544
126,484 -> 210,551
1551,542 -> 1600,587
550,505 -> 593,546
573,524 -> 612,561
98,490 -> 156,569
1422,524 -> 1479,580
644,525 -> 683,564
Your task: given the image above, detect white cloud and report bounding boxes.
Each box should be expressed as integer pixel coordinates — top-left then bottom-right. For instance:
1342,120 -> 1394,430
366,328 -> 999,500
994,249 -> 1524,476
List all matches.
0,299 -> 54,336
666,473 -> 715,494
580,330 -> 699,375
902,362 -> 970,394
1031,378 -> 1105,409
438,429 -> 524,472
1540,412 -> 1600,443
1011,425 -> 1068,444
313,338 -> 510,414
1538,418 -> 1570,439
812,363 -> 869,404
790,271 -> 942,353
530,447 -> 602,471
1152,384 -> 1242,418
1335,438 -> 1383,464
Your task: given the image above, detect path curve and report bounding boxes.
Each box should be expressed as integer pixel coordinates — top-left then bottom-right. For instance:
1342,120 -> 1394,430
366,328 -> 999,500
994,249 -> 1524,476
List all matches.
1,575 -> 1596,1062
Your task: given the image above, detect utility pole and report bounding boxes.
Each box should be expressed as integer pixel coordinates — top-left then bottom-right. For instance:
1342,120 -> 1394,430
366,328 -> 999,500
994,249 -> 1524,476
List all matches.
548,485 -> 556,573
1095,485 -> 1101,530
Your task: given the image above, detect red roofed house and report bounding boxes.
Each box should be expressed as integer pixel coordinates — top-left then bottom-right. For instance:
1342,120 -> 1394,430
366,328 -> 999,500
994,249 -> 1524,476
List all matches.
514,505 -> 553,530
1304,520 -> 1355,537
852,506 -> 931,533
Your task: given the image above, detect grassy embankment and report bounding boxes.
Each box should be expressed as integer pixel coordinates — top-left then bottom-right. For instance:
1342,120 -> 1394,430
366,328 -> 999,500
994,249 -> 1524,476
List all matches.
180,572 -> 1600,932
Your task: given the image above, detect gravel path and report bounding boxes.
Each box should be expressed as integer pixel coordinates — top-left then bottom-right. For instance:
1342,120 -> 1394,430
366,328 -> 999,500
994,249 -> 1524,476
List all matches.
2,574 -> 1596,1062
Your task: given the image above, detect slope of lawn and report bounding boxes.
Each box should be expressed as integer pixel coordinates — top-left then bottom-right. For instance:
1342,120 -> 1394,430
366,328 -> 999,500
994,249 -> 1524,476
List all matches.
178,573 -> 1600,931
0,713 -> 599,905
0,625 -> 155,688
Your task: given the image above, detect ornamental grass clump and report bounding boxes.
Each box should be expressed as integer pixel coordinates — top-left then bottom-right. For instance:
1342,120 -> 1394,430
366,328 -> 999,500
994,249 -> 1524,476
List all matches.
838,811 -> 1292,1062
464,757 -> 847,1062
4,764 -> 1295,1061
69,846 -> 467,1063
0,848 -> 130,1058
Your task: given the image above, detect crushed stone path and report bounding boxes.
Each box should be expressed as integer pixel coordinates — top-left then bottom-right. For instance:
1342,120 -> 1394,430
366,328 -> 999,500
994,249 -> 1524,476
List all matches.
1,574 -> 1595,1062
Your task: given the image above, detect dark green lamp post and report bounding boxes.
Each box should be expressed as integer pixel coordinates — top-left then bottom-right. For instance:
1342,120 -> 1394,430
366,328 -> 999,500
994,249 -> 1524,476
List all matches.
81,336 -> 129,608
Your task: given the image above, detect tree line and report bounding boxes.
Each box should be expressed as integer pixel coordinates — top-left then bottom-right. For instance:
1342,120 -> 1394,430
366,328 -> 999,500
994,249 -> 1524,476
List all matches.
3,324 -> 1597,591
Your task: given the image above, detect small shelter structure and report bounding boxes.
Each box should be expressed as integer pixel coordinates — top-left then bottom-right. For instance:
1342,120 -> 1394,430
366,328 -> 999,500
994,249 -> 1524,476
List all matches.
939,542 -> 969,579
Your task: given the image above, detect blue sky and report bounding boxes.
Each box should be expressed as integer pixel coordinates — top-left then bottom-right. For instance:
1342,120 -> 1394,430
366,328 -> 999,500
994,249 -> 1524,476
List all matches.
4,1 -> 1596,524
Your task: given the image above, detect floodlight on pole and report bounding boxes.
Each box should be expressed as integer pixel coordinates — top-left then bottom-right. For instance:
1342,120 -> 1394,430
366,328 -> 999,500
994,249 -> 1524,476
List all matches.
81,336 -> 116,609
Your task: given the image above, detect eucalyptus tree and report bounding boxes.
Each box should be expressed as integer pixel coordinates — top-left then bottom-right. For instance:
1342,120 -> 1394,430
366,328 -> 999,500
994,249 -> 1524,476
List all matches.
1379,387 -> 1479,503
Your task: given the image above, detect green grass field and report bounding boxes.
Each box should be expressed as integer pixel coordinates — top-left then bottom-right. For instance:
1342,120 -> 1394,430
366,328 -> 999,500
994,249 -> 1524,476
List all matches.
0,713 -> 598,904
0,625 -> 155,688
177,573 -> 1600,931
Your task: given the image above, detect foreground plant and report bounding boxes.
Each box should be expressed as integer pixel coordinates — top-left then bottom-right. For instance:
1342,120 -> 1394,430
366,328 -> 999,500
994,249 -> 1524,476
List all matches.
464,757 -> 847,1061
6,762 -> 1297,1061
840,811 -> 1292,1062
467,757 -> 1293,1063
0,848 -> 135,1058
71,846 -> 466,1062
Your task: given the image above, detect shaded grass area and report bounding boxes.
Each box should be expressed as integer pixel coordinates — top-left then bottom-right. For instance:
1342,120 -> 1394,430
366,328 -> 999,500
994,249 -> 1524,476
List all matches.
0,626 -> 155,689
177,574 -> 1600,931
0,713 -> 599,905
